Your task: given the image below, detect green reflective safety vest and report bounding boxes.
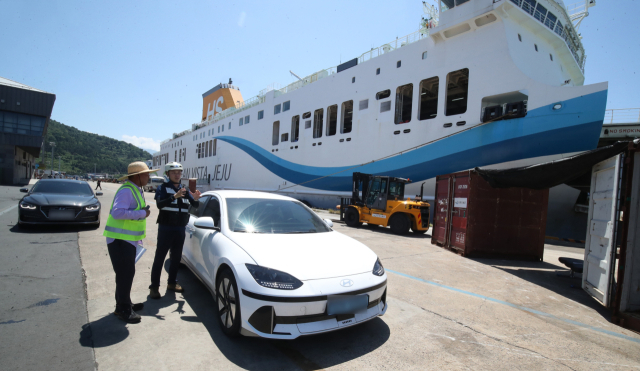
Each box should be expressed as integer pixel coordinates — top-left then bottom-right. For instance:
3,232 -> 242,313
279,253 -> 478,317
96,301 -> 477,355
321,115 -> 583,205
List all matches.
103,182 -> 147,241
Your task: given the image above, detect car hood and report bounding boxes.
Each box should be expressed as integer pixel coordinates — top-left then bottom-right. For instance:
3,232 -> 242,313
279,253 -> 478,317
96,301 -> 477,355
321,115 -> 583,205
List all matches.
25,193 -> 99,207
226,230 -> 377,281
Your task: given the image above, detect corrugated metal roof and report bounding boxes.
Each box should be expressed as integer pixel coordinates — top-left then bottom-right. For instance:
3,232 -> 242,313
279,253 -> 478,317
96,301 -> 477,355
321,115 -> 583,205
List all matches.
0,76 -> 50,93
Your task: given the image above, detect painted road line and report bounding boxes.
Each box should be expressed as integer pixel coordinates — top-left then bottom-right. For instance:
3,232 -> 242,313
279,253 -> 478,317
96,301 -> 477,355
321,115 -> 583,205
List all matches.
386,269 -> 640,344
0,204 -> 18,217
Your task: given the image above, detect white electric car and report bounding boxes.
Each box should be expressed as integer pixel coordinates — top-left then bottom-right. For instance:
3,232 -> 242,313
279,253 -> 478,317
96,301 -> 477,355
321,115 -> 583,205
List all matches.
182,190 -> 387,339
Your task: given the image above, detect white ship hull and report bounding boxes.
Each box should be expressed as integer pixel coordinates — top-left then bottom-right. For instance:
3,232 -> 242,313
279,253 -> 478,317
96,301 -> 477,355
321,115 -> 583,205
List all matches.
156,0 -> 607,236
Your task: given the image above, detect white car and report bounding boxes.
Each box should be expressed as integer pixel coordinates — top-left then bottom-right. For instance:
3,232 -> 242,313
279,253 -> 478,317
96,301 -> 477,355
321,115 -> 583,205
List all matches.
182,190 -> 387,339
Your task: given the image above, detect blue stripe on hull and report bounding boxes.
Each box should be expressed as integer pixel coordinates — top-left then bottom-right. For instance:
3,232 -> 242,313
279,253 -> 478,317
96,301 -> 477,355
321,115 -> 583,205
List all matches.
218,90 -> 607,192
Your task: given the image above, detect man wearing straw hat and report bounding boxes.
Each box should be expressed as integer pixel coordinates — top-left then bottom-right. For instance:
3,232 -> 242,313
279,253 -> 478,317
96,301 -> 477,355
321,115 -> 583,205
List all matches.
103,161 -> 156,323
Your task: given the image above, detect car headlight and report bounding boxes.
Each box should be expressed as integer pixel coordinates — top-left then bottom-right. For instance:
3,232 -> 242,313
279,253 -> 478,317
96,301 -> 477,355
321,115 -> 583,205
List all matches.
373,258 -> 385,276
245,264 -> 303,290
85,204 -> 100,211
19,202 -> 37,210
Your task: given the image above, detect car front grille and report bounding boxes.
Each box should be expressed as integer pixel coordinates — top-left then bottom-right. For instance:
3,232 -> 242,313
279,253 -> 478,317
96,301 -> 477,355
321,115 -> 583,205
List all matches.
40,206 -> 82,218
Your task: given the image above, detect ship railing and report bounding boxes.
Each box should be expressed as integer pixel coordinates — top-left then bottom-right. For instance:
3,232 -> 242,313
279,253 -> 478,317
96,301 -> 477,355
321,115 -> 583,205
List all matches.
509,0 -> 586,72
604,109 -> 640,125
358,29 -> 430,64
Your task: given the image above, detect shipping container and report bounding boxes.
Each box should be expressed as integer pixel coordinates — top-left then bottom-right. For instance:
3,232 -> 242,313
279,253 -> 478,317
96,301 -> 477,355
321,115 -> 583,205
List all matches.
431,170 -> 548,261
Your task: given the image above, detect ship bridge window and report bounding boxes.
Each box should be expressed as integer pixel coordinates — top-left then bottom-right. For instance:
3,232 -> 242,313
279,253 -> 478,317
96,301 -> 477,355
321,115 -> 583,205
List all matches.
245,115 -> 250,124
283,101 -> 290,112
359,99 -> 369,110
518,34 -> 522,42
313,109 -> 324,139
291,115 -> 300,142
422,51 -> 427,60
395,84 -> 413,124
305,120 -> 311,129
302,112 -> 311,119
419,76 -> 439,120
258,110 -> 264,120
341,100 -> 353,134
445,68 -> 469,116
272,121 -> 280,145
274,104 -> 281,115
213,139 -> 217,156
281,133 -> 289,142
326,105 -> 338,136
239,117 -> 244,126
376,68 -> 380,75
534,3 -> 548,24
175,150 -> 177,162
376,90 -> 391,100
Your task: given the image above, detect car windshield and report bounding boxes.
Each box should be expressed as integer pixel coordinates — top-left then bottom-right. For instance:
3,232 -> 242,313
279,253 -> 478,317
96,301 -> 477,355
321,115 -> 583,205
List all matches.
31,181 -> 94,196
226,198 -> 332,234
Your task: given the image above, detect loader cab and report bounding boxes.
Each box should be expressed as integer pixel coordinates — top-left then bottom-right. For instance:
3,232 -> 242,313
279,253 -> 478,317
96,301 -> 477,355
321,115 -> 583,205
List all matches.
365,176 -> 407,210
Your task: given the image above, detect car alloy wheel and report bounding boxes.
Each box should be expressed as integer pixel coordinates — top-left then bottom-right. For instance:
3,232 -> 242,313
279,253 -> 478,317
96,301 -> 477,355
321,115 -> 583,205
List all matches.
216,269 -> 241,336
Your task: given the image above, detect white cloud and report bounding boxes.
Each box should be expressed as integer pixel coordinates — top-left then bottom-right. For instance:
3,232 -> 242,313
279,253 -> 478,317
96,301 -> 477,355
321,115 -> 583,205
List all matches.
121,135 -> 161,152
238,11 -> 246,27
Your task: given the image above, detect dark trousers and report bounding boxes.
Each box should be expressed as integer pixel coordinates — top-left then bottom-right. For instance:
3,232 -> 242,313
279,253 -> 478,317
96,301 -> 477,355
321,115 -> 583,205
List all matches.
107,239 -> 136,313
150,227 -> 185,288
95,185 -> 101,190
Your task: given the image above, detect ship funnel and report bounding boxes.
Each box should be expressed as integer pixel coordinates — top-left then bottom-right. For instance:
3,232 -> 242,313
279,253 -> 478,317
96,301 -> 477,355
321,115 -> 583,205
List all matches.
201,80 -> 244,121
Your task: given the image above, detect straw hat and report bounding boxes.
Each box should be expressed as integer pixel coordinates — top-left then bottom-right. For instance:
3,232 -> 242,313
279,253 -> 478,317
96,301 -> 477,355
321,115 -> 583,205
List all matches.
118,161 -> 157,181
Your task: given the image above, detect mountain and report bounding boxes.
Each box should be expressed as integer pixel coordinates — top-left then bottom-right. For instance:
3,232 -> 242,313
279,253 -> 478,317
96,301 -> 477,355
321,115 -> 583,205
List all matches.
142,148 -> 157,154
38,119 -> 152,176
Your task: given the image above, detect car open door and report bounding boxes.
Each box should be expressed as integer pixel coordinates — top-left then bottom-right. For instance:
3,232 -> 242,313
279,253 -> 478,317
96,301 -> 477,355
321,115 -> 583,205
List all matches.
583,154 -> 623,307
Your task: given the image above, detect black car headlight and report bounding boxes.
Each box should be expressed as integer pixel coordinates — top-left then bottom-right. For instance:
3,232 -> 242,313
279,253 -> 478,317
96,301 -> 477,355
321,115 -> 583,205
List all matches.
245,264 -> 303,290
19,201 -> 37,210
85,204 -> 100,211
373,258 -> 385,276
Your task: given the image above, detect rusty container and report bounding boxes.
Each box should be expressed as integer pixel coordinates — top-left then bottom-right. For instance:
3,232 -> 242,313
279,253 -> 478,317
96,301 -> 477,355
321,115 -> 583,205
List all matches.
431,170 -> 548,261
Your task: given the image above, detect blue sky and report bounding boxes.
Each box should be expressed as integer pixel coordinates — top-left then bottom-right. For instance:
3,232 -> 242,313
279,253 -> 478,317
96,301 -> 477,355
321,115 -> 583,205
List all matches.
1,0 -> 638,152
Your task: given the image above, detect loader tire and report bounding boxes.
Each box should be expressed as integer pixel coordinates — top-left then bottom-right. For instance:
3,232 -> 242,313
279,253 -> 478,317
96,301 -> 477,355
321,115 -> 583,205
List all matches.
390,213 -> 410,235
345,207 -> 362,227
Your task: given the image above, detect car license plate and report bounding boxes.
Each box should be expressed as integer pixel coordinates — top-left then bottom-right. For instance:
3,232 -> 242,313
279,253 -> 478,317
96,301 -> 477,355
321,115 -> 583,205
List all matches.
326,295 -> 368,315
49,210 -> 75,220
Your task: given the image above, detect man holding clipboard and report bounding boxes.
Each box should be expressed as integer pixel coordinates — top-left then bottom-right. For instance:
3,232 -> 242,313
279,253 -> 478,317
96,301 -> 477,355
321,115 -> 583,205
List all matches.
103,161 -> 155,323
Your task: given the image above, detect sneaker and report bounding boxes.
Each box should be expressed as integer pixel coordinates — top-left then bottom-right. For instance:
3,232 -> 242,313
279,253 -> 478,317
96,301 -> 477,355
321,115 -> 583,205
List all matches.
167,283 -> 184,293
149,287 -> 161,299
115,310 -> 141,324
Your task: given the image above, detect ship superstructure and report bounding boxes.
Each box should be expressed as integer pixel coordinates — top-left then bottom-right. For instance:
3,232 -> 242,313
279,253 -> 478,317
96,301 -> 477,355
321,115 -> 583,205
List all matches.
154,0 -> 607,211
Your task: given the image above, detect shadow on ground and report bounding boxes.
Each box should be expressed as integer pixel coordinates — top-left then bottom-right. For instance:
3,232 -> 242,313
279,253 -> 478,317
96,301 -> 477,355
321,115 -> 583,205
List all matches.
79,314 -> 129,348
175,264 -> 391,370
9,223 -> 99,234
471,256 -> 613,321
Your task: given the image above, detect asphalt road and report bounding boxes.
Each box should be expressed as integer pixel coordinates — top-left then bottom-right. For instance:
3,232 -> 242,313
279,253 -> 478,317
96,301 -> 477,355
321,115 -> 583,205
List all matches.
0,183 -> 95,371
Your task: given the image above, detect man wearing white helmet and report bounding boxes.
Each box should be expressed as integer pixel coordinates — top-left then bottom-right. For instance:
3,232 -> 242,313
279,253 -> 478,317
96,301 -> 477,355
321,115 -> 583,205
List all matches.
149,162 -> 201,299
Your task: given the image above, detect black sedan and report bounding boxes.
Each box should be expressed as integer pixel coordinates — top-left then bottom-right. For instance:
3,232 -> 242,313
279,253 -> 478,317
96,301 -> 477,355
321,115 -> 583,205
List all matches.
18,179 -> 103,227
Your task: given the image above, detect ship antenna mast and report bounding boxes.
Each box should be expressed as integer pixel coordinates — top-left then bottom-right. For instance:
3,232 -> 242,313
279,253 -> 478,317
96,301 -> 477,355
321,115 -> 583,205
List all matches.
567,0 -> 596,32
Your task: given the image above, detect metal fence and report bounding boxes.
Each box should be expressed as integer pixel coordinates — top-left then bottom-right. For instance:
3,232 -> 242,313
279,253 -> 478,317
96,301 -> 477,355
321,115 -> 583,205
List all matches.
604,109 -> 640,125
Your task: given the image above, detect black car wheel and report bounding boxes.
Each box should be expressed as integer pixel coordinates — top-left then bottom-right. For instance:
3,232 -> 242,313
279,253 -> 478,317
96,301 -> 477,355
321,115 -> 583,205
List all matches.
216,269 -> 241,337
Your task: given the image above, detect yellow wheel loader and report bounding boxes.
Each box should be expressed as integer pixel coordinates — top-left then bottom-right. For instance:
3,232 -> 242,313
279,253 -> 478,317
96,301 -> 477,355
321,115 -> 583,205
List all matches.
342,172 -> 430,235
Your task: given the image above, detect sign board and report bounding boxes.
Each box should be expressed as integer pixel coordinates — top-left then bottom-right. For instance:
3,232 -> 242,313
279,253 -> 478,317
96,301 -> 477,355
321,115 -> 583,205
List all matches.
454,197 -> 467,208
601,125 -> 640,139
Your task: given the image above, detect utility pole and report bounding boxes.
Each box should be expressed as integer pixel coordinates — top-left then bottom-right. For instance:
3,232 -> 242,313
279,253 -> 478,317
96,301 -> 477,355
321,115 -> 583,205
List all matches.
58,156 -> 61,173
49,142 -> 55,172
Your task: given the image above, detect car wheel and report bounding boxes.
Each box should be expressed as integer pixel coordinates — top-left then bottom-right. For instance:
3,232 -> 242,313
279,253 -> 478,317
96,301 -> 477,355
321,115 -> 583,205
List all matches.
216,269 -> 241,337
344,207 -> 362,227
390,213 -> 410,235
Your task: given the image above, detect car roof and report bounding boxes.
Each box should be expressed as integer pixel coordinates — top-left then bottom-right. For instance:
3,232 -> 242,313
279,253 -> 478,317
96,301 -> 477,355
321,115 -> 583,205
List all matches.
201,190 -> 295,201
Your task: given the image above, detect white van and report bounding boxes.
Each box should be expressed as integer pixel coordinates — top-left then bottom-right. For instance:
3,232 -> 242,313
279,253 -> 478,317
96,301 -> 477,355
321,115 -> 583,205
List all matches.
144,176 -> 165,192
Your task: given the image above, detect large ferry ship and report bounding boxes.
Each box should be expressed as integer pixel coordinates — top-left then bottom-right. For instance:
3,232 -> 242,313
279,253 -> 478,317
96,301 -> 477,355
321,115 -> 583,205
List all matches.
154,0 -> 606,221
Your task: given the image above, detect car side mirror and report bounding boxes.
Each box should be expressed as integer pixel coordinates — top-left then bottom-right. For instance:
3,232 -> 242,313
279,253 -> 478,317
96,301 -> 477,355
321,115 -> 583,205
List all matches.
194,216 -> 220,231
323,219 -> 334,228
96,192 -> 103,196
19,188 -> 28,193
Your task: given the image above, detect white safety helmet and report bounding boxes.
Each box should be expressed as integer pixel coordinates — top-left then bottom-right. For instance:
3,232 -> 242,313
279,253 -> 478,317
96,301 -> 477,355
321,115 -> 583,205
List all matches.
164,162 -> 184,174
